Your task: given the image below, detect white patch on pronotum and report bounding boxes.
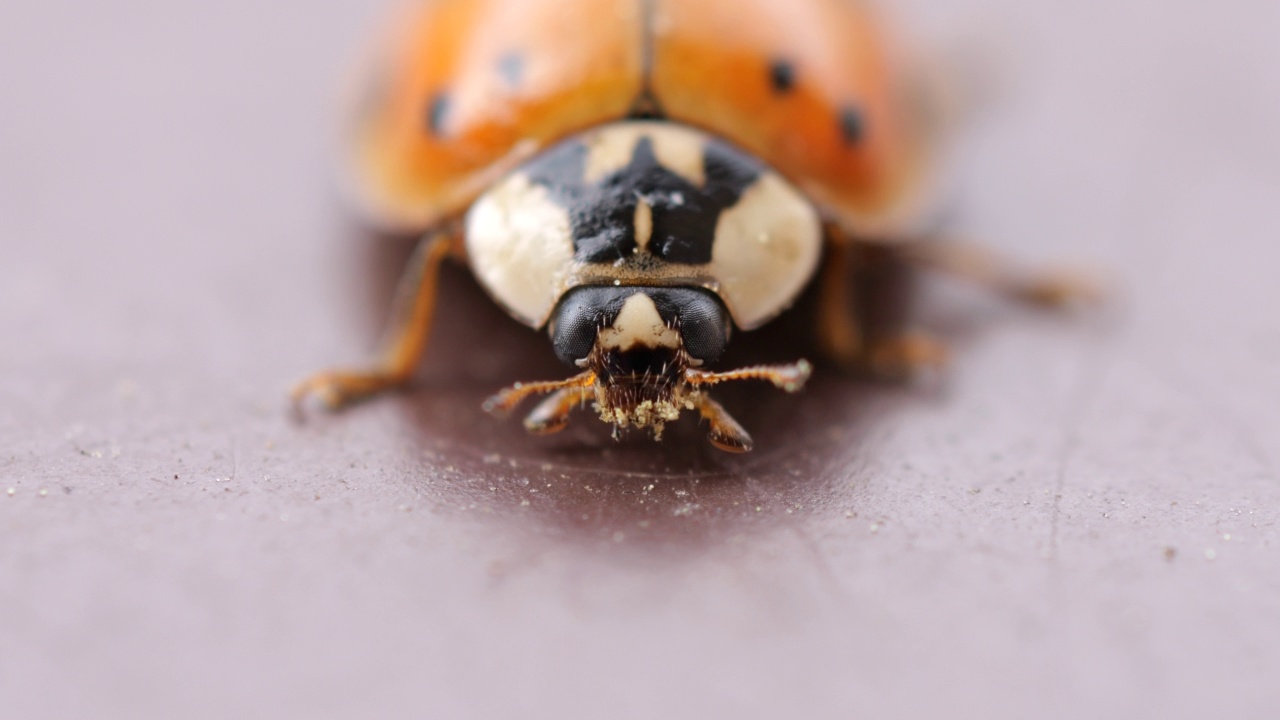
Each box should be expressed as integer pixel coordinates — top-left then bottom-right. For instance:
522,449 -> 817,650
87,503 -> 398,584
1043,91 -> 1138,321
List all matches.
710,172 -> 823,330
633,196 -> 653,252
583,122 -> 706,187
465,173 -> 575,327
596,293 -> 680,351
646,124 -> 706,187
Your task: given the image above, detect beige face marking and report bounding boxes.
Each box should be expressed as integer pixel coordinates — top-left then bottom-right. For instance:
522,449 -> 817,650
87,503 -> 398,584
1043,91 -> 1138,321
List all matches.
596,293 -> 680,351
582,122 -> 706,186
465,173 -> 576,327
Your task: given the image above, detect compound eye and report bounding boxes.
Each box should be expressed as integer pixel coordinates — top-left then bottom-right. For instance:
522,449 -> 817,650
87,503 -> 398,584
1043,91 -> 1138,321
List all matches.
549,288 -> 611,366
673,291 -> 730,364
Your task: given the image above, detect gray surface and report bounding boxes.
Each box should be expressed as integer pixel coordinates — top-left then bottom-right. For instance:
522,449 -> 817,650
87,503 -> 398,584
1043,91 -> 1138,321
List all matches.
3,1 -> 1279,718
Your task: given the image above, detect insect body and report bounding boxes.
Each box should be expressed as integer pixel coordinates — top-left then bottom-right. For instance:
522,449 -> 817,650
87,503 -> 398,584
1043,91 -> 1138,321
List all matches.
294,0 -> 1088,452
468,120 -> 820,449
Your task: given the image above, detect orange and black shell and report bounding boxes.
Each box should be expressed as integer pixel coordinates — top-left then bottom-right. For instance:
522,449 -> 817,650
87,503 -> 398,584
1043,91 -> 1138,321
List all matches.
352,0 -> 926,238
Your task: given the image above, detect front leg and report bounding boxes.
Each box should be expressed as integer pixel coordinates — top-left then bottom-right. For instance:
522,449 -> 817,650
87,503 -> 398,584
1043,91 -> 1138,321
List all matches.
901,240 -> 1101,308
522,387 -> 595,435
292,226 -> 463,409
815,225 -> 948,380
696,395 -> 754,453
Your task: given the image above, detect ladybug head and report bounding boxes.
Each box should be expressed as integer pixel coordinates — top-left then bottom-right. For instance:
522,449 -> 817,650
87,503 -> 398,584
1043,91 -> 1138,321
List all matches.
483,285 -> 810,452
550,286 -> 729,369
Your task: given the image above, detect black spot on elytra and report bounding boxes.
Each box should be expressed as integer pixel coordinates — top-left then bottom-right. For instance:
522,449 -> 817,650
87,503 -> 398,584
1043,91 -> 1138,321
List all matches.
497,52 -> 525,88
525,133 -> 762,265
839,105 -> 865,145
425,92 -> 450,135
769,59 -> 796,94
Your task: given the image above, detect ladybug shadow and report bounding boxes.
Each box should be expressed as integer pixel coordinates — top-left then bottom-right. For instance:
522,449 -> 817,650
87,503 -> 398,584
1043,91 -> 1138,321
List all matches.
355,230 -> 962,554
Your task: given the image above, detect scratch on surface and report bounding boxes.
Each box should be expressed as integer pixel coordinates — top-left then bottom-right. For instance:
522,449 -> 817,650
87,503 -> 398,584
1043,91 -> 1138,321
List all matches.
229,435 -> 239,483
1047,349 -> 1116,561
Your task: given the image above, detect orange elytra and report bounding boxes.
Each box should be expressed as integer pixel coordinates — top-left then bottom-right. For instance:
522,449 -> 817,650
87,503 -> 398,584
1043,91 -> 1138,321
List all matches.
294,0 -> 1086,453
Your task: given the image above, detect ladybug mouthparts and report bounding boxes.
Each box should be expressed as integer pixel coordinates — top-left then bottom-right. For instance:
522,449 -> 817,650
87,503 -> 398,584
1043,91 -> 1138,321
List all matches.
482,349 -> 811,451
482,286 -> 811,451
589,344 -> 697,435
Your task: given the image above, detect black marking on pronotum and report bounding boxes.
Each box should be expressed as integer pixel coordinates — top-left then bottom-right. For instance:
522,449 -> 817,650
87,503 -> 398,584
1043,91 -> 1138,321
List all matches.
839,105 -> 865,145
497,52 -> 525,88
525,134 -> 763,265
769,59 -> 796,94
425,92 -> 451,135
549,286 -> 730,366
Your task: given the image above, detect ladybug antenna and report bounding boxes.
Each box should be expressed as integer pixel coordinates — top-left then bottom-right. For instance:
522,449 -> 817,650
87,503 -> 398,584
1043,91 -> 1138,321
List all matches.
682,359 -> 813,393
482,371 -> 596,418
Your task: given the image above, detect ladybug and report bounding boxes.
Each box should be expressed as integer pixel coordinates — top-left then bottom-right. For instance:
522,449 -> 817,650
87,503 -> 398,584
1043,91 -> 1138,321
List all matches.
293,0 -> 1088,452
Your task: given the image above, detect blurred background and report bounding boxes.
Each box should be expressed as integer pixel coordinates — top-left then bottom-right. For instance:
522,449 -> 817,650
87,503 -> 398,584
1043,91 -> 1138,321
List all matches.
2,1 -> 1278,718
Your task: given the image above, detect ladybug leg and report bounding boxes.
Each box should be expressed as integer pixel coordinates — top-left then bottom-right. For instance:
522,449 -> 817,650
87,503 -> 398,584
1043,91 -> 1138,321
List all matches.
695,396 -> 754,454
291,227 -> 462,410
816,226 -> 948,380
859,332 -> 950,382
521,387 -> 596,435
815,230 -> 867,367
901,241 -> 1103,308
